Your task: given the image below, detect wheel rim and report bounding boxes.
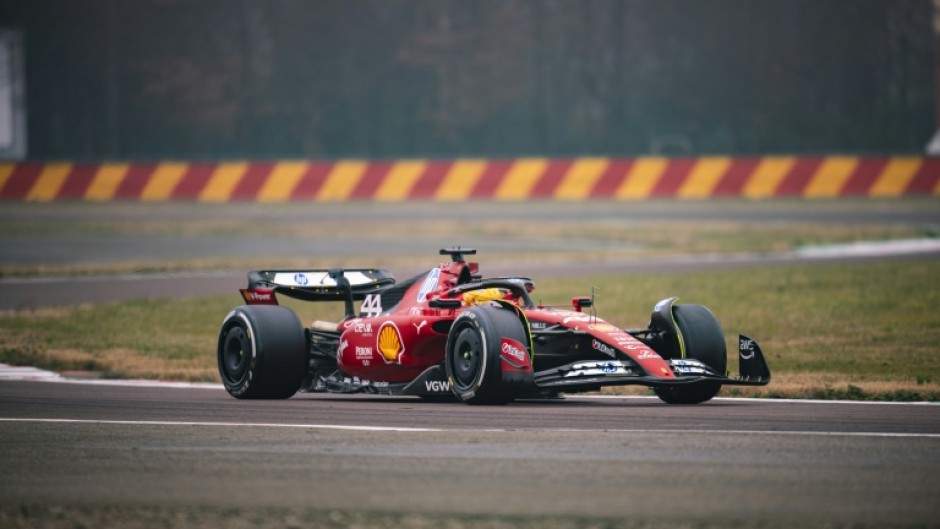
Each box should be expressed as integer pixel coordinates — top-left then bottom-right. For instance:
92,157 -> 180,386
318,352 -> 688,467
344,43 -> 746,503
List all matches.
451,326 -> 483,389
221,325 -> 251,383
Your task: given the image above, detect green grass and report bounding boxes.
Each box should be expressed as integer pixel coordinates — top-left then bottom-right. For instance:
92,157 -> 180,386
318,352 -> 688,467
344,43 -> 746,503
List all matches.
1,260 -> 937,400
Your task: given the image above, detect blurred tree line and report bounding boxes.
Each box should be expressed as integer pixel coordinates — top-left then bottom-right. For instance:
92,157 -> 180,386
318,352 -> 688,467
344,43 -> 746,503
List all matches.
0,0 -> 934,160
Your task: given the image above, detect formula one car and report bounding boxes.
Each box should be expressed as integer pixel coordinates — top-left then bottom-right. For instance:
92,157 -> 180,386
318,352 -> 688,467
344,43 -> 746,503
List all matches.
217,248 -> 770,404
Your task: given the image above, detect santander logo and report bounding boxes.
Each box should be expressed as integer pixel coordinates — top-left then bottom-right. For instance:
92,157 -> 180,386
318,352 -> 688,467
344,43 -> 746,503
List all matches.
501,340 -> 527,362
242,289 -> 276,304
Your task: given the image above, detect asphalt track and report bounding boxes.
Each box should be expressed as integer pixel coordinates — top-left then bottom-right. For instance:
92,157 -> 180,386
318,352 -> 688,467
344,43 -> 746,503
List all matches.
1,379 -> 939,527
3,200 -> 940,527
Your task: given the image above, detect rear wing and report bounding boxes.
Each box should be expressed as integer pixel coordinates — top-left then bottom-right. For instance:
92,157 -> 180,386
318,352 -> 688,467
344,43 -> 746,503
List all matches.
243,269 -> 395,303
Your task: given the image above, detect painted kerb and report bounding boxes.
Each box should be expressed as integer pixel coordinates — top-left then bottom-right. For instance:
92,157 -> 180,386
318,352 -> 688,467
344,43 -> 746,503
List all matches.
1,156 -> 938,202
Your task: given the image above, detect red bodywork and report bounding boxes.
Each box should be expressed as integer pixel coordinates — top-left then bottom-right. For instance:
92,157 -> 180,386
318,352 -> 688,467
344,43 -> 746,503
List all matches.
243,258 -> 674,384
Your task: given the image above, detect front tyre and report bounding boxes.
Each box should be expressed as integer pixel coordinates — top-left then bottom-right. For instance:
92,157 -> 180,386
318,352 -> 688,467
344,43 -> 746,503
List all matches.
217,305 -> 307,399
445,305 -> 528,405
654,304 -> 726,405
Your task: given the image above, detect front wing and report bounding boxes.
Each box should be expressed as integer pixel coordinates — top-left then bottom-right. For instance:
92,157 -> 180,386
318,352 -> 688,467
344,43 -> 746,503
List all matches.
532,334 -> 771,393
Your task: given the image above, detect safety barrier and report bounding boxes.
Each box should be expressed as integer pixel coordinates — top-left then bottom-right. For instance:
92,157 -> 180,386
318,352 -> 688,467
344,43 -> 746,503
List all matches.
1,156 -> 938,201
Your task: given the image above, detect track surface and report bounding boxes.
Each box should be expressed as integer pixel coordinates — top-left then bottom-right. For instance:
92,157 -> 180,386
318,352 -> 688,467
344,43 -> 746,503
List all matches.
3,200 -> 940,526
1,380 -> 939,526
4,200 -> 940,266
2,199 -> 940,310
6,250 -> 940,311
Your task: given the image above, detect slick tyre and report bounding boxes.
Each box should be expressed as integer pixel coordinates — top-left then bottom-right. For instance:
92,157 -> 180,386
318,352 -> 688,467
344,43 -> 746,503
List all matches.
217,305 -> 307,399
654,304 -> 726,405
445,305 -> 527,405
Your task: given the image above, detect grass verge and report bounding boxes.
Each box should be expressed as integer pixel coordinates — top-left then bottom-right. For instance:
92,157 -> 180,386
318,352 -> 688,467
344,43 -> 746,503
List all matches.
1,260 -> 937,400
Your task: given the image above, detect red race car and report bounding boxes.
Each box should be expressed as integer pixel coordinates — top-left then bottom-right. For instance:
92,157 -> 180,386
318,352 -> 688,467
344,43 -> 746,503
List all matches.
217,248 -> 770,404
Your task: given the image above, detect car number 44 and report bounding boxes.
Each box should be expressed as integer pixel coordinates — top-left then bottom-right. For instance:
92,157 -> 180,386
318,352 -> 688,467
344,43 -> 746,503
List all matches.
361,294 -> 383,317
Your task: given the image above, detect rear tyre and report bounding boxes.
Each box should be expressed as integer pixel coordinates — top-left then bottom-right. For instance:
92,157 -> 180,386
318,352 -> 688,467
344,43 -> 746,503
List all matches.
217,305 -> 308,399
445,305 -> 528,405
654,304 -> 726,405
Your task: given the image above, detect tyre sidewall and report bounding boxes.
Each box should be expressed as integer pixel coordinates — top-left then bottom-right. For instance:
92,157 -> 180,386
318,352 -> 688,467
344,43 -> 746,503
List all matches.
445,305 -> 525,404
217,305 -> 307,399
445,310 -> 496,402
218,309 -> 257,397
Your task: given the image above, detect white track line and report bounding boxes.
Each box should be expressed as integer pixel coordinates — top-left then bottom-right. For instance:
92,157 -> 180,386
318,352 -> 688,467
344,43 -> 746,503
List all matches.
54,379 -> 224,390
1,418 -> 938,438
795,238 -> 940,258
548,428 -> 940,439
571,395 -> 940,406
0,364 -> 223,389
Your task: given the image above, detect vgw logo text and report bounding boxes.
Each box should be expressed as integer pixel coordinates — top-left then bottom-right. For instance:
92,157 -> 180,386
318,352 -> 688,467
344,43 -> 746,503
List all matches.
425,380 -> 451,393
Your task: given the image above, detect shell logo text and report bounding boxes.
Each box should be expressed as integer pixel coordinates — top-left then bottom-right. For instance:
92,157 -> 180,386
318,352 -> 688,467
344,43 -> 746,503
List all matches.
377,322 -> 405,363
